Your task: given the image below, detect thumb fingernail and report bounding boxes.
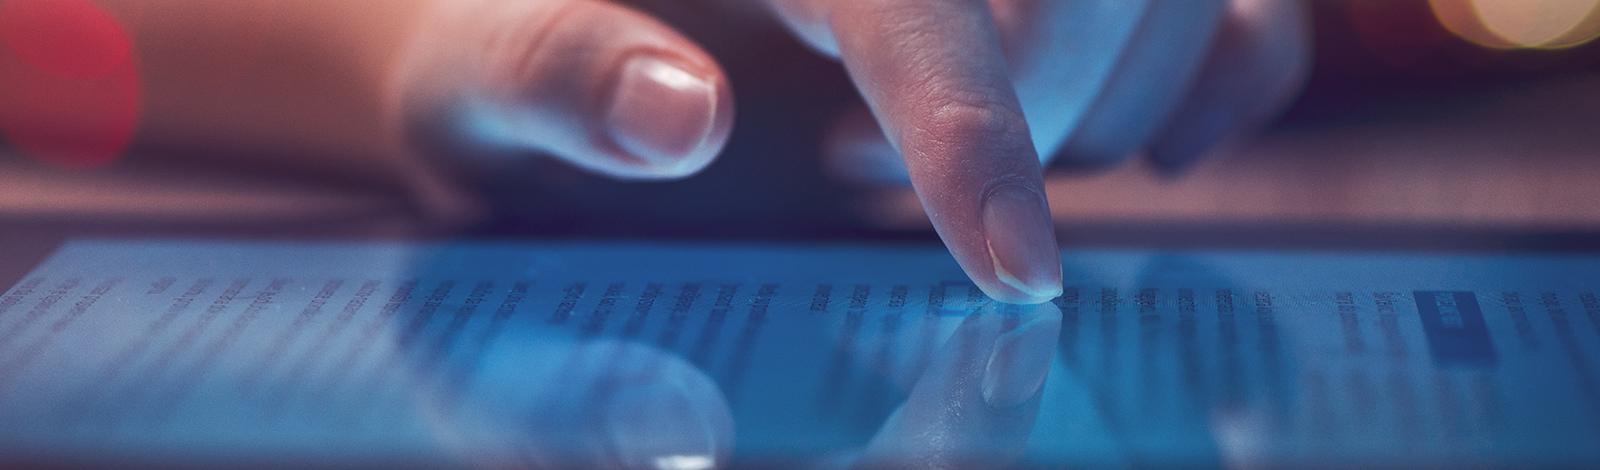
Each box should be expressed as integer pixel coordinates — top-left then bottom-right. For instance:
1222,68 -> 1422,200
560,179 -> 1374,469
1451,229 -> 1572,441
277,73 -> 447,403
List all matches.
982,311 -> 1061,409
606,54 -> 722,172
606,380 -> 721,470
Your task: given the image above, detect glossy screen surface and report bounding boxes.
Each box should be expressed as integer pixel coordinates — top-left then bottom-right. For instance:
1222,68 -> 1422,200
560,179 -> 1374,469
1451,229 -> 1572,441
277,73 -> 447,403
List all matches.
1,240 -> 1597,468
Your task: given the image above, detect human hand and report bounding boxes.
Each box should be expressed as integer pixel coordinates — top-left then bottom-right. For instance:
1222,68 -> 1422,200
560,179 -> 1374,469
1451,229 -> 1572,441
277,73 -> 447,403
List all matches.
399,0 -> 1309,303
1,0 -> 1308,304
0,0 -> 739,219
765,0 -> 1311,304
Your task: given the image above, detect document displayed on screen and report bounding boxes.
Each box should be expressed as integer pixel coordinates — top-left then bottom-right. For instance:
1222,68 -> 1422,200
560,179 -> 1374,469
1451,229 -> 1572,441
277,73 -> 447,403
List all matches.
0,240 -> 1597,468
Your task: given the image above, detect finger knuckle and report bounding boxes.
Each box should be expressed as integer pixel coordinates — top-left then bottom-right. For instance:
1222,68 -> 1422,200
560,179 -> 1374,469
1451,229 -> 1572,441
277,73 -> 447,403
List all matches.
919,95 -> 1029,151
475,0 -> 585,87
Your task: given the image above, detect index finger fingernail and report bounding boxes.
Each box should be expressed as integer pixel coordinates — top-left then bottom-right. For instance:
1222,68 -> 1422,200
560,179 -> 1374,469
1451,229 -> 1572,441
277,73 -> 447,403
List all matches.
982,184 -> 1063,304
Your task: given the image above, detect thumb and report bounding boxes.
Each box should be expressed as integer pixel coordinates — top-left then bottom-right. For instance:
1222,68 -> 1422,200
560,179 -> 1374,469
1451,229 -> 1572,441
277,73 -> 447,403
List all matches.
396,0 -> 735,181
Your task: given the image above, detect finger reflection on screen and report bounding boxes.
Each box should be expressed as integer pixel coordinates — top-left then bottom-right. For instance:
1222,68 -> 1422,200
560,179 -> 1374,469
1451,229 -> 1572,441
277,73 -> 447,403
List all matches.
819,303 -> 1060,470
422,336 -> 733,470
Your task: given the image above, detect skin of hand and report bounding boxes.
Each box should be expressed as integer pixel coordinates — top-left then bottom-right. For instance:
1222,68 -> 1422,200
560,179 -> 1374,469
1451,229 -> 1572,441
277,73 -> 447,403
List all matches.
0,0 -> 1309,304
776,0 -> 1312,305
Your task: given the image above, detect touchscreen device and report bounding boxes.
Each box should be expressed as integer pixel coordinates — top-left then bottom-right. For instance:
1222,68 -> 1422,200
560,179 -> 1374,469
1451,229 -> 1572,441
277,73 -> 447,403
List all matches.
1,239 -> 1598,468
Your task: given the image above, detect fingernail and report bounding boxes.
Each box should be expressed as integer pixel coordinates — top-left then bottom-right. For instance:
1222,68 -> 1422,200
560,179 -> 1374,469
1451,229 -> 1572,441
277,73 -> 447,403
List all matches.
606,54 -> 720,169
606,380 -> 719,470
982,313 -> 1060,409
981,184 -> 1063,304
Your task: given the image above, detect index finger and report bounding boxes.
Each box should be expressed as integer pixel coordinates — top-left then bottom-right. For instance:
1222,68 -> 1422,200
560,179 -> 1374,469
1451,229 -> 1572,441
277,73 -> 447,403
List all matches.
783,0 -> 1062,303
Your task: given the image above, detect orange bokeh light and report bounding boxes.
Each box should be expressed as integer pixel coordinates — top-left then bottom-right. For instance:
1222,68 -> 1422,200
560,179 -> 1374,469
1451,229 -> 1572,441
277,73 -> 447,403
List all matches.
1432,0 -> 1600,49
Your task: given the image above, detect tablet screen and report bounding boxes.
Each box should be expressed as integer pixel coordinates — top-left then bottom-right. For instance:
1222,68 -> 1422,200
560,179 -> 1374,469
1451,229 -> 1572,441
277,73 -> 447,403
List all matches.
1,239 -> 1597,468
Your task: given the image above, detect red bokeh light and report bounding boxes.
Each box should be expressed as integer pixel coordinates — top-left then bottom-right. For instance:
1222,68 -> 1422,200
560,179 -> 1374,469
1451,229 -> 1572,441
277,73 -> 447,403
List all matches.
0,0 -> 141,169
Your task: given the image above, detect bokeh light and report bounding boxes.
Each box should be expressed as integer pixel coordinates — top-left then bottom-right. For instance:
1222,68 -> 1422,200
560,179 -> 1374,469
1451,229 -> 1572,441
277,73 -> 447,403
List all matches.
0,0 -> 140,169
1432,0 -> 1600,49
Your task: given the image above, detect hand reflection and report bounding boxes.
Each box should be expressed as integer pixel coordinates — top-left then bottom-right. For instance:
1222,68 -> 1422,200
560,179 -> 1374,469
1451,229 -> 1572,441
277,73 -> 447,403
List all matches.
420,303 -> 1059,470
426,337 -> 735,470
843,305 -> 1061,470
